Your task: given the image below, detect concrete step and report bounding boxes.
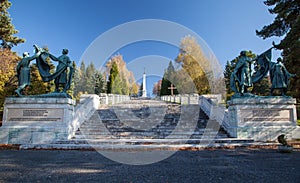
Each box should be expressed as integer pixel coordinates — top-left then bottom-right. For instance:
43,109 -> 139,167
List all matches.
74,134 -> 229,139
20,139 -> 264,151
70,100 -> 231,145
56,138 -> 254,145
76,128 -> 220,134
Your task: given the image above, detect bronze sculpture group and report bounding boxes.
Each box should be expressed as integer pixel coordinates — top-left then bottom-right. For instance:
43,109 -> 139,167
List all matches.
230,48 -> 296,97
15,44 -> 296,98
15,45 -> 74,97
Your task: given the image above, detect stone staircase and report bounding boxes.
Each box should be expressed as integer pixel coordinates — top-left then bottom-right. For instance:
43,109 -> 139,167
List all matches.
21,99 -> 254,150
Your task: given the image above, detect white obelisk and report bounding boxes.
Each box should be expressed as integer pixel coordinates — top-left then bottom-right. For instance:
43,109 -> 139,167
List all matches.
142,68 -> 147,97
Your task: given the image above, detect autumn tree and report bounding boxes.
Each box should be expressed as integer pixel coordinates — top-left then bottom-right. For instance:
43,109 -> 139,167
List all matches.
175,35 -> 211,95
256,0 -> 300,99
153,80 -> 162,96
130,83 -> 139,96
0,0 -> 25,117
0,48 -> 19,112
106,54 -> 139,95
0,0 -> 25,49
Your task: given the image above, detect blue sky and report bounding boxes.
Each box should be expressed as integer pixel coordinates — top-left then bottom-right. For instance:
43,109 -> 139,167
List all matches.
9,0 -> 281,95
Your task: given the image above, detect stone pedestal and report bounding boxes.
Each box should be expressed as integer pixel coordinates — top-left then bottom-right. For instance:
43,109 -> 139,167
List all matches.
228,97 -> 298,141
0,97 -> 75,144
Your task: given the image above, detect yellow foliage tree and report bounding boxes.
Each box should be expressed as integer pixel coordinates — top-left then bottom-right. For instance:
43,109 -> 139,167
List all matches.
0,48 -> 19,112
175,35 -> 211,94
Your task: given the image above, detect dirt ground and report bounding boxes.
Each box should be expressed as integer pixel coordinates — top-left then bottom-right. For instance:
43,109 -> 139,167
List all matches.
0,148 -> 300,183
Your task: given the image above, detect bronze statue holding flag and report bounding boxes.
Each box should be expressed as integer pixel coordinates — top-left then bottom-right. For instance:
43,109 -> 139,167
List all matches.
15,44 -> 74,98
230,48 -> 296,97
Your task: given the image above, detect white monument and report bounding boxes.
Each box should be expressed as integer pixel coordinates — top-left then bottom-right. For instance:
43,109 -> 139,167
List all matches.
142,69 -> 147,97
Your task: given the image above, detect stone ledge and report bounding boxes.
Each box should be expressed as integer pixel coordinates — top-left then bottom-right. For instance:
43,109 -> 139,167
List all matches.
228,96 -> 296,105
5,97 -> 75,105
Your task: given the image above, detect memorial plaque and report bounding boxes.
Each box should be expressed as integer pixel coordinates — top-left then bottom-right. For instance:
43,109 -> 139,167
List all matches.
242,109 -> 291,122
7,108 -> 64,122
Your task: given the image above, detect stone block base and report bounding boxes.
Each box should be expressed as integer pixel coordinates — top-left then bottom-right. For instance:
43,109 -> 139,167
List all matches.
0,97 -> 75,144
228,97 -> 299,141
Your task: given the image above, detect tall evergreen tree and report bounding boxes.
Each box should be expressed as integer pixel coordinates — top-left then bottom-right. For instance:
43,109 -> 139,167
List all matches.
94,71 -> 106,95
224,59 -> 237,100
73,61 -> 86,97
138,82 -> 143,96
73,62 -> 83,99
160,77 -> 171,96
0,0 -> 25,48
73,61 -> 106,97
79,61 -> 86,92
105,54 -> 137,95
85,62 -> 96,94
107,62 -> 118,94
160,61 -> 179,96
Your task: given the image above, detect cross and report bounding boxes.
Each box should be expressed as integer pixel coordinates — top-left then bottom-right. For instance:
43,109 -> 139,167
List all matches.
168,84 -> 176,96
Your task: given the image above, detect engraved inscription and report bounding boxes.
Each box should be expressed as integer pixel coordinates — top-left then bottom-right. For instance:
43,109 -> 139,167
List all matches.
252,110 -> 280,117
7,108 -> 64,122
23,110 -> 48,117
244,118 -> 290,122
241,109 -> 291,123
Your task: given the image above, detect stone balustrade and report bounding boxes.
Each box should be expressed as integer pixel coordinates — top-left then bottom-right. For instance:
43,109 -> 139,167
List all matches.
198,95 -> 234,137
99,93 -> 130,105
160,94 -> 199,105
66,93 -> 131,138
71,94 -> 100,138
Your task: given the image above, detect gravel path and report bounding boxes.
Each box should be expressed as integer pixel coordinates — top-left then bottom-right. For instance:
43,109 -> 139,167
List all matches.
1,148 -> 300,182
